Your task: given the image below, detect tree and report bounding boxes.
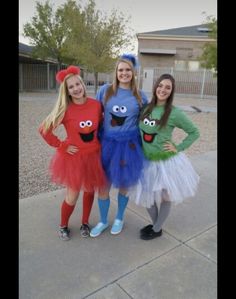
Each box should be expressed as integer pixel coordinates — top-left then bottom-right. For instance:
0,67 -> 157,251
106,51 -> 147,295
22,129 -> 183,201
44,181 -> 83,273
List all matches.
23,0 -> 80,69
199,15 -> 217,75
23,0 -> 135,93
68,0 -> 135,93
57,0 -> 86,65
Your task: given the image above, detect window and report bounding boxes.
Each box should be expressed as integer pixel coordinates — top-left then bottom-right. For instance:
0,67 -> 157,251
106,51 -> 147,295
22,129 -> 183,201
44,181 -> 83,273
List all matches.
175,60 -> 187,70
175,60 -> 200,71
188,61 -> 200,71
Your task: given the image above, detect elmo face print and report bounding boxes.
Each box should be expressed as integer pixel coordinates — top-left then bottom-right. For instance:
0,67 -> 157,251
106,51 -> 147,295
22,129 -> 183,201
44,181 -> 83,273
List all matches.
78,120 -> 95,142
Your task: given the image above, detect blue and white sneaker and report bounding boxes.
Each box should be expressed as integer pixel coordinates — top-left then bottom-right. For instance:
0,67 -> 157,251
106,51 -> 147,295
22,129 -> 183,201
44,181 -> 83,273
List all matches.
90,222 -> 109,237
110,219 -> 124,235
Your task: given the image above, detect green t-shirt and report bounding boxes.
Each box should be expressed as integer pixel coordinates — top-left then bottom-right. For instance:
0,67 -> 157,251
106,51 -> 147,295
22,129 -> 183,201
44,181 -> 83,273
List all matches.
139,105 -> 200,161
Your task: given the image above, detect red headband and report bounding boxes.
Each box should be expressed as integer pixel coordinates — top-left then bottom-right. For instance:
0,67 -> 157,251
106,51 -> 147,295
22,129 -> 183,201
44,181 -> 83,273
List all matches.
56,65 -> 81,83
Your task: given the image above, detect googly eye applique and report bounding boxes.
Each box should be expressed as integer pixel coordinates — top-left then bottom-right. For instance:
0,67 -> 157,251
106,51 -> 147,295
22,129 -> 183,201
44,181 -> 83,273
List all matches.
110,105 -> 128,127
78,119 -> 95,142
141,117 -> 159,143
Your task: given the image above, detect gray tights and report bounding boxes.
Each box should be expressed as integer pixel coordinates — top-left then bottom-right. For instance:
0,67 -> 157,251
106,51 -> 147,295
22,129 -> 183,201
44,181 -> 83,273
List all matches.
146,191 -> 171,232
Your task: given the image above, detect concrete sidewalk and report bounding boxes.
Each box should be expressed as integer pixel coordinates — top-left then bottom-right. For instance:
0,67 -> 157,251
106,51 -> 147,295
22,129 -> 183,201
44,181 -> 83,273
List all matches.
19,151 -> 217,299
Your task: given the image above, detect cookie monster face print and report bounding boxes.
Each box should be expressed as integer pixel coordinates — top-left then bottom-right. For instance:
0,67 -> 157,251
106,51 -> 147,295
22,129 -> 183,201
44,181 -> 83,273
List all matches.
110,105 -> 128,126
96,84 -> 148,133
103,90 -> 141,132
140,116 -> 160,143
78,119 -> 95,142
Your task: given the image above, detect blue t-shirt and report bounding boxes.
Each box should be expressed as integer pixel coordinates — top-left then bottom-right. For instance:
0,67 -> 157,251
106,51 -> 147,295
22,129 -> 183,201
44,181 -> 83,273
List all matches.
96,83 -> 148,133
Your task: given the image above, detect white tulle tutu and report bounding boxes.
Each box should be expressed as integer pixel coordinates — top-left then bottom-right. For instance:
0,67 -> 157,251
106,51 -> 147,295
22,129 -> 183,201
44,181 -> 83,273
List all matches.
128,152 -> 199,208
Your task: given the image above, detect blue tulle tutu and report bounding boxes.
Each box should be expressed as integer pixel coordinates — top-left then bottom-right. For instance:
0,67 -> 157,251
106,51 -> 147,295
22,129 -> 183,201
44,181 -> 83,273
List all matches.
101,129 -> 145,188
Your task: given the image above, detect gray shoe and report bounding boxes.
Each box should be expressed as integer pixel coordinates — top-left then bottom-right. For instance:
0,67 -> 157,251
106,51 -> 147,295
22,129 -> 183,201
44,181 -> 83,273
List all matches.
80,224 -> 90,238
59,227 -> 70,241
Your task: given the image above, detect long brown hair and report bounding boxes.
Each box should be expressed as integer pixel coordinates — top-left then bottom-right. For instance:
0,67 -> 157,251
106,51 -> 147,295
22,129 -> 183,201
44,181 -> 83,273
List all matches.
141,74 -> 175,128
104,57 -> 142,107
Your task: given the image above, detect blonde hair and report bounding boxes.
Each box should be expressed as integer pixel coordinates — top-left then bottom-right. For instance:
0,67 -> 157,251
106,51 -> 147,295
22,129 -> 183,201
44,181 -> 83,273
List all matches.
104,58 -> 142,107
41,74 -> 87,133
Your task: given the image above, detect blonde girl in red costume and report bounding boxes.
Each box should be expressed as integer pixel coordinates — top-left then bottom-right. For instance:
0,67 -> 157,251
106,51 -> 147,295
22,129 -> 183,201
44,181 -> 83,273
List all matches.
39,66 -> 107,240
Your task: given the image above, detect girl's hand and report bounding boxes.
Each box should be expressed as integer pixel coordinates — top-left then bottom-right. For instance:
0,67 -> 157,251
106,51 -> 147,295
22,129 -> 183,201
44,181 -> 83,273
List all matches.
163,142 -> 177,153
66,145 -> 79,155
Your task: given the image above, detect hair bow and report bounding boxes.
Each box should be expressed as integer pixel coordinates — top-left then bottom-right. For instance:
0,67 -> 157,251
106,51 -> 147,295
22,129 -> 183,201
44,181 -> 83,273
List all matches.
56,65 -> 81,83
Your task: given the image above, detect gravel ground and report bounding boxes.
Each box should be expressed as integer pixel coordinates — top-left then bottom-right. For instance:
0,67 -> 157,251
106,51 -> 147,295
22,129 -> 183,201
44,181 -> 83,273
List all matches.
19,92 -> 217,199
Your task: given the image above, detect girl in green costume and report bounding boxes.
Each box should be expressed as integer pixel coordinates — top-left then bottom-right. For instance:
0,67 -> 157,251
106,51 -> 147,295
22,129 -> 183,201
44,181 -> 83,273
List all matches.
129,74 -> 200,240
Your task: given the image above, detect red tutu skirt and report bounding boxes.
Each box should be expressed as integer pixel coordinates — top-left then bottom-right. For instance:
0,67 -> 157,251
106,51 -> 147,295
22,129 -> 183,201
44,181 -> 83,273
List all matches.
49,147 -> 108,192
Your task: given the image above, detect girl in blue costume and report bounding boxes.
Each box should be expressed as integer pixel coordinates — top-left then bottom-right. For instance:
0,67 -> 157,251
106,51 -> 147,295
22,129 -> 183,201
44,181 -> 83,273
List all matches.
90,54 -> 148,237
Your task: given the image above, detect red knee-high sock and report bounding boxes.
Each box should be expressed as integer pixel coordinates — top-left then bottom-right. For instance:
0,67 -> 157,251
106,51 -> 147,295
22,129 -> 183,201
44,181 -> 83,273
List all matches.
60,200 -> 75,227
82,192 -> 95,224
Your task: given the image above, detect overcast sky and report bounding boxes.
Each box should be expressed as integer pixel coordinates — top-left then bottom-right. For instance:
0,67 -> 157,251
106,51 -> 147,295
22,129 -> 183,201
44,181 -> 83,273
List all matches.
19,0 -> 217,51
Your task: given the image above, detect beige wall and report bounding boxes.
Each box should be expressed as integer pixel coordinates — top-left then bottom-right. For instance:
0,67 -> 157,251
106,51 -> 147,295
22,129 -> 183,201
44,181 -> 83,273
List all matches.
138,38 -> 208,69
140,55 -> 175,68
137,35 -> 214,90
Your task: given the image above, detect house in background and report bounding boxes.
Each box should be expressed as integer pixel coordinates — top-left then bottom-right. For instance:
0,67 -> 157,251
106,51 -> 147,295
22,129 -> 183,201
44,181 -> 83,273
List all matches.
137,24 -> 216,96
19,42 -> 112,92
19,43 -> 60,91
19,23 -> 217,98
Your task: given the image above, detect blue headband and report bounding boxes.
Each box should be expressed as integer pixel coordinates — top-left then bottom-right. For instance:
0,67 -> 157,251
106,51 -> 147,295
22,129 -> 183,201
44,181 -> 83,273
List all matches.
120,53 -> 139,69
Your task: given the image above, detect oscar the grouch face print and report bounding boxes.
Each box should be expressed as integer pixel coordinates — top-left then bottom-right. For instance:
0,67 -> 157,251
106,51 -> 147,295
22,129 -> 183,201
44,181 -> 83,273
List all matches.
78,119 -> 95,142
110,105 -> 128,127
140,116 -> 160,143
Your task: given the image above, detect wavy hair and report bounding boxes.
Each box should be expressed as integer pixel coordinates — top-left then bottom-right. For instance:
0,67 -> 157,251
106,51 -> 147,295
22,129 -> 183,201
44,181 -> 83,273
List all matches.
141,74 -> 175,128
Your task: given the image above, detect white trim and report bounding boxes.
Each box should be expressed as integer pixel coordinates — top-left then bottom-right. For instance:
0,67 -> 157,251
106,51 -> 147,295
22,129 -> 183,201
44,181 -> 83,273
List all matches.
139,48 -> 176,54
137,35 -> 215,42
